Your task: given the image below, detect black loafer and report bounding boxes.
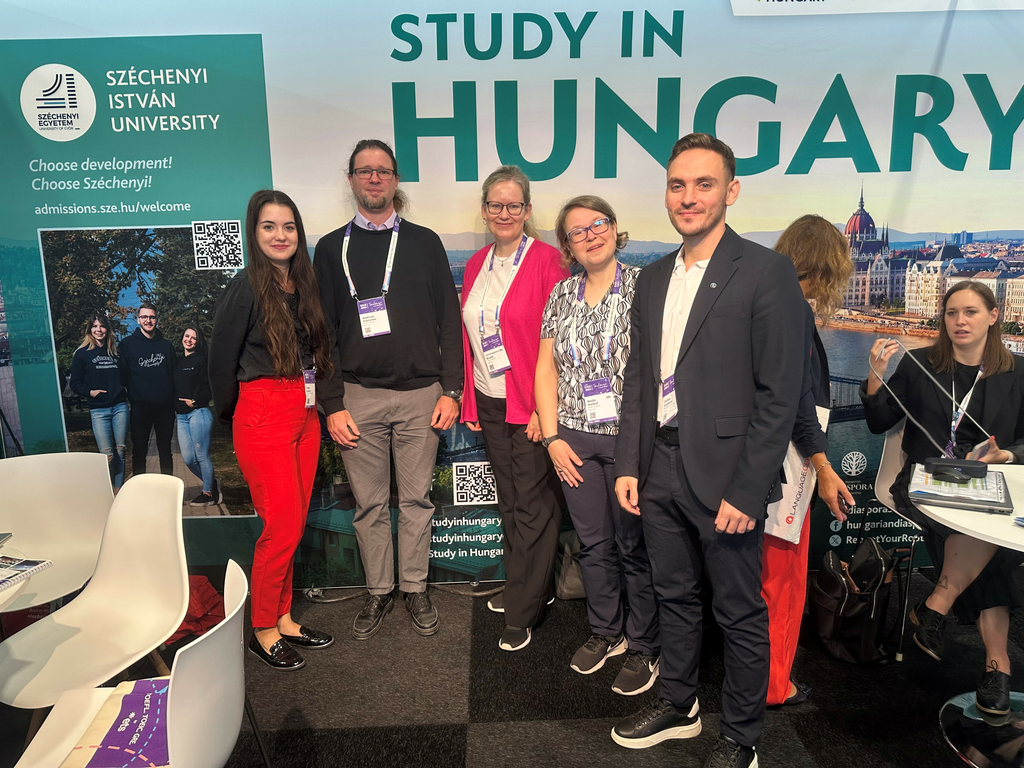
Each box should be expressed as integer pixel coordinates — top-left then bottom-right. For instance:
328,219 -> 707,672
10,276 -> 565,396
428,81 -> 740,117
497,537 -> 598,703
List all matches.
280,625 -> 335,649
248,635 -> 305,670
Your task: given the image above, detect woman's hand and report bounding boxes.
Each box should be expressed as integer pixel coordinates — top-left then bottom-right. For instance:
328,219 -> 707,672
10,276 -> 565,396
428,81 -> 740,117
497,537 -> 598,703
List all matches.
548,440 -> 584,487
89,389 -> 106,398
817,463 -> 854,522
867,338 -> 899,381
465,420 -> 482,432
971,435 -> 1014,464
525,411 -> 542,443
179,398 -> 195,408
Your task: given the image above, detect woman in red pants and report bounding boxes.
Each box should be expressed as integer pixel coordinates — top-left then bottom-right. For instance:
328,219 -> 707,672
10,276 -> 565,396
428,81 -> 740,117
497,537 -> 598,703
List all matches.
210,189 -> 336,670
763,215 -> 854,704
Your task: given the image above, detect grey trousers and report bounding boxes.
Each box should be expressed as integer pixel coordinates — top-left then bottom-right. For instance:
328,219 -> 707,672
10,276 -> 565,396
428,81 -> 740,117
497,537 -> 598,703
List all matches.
341,381 -> 441,595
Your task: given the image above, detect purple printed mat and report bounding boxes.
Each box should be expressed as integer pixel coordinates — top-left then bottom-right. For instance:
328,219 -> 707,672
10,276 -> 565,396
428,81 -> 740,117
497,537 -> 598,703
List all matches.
79,679 -> 169,767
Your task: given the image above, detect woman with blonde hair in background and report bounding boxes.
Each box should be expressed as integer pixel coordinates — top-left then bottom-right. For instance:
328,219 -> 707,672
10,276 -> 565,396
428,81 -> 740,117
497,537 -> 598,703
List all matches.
764,214 -> 854,705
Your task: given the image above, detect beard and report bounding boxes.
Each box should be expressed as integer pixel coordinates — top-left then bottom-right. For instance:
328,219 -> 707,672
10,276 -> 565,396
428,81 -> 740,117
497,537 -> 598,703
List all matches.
356,189 -> 391,211
669,203 -> 726,239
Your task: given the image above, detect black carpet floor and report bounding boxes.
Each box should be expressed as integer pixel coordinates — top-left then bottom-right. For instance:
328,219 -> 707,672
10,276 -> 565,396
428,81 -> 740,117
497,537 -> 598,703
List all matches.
3,571 -> 1020,767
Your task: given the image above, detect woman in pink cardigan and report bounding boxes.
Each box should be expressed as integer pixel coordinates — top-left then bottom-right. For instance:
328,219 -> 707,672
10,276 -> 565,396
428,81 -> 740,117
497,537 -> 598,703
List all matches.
460,165 -> 570,652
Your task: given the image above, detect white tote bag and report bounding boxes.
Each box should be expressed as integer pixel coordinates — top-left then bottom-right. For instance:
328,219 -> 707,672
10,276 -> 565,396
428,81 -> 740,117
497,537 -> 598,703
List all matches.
764,406 -> 830,544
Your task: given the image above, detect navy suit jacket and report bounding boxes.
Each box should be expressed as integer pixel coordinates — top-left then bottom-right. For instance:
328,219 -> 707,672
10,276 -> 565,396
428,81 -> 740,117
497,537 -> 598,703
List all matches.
615,225 -> 807,518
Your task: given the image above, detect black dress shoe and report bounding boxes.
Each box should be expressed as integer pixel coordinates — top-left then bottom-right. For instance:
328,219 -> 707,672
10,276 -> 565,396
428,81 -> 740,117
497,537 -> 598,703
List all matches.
248,635 -> 305,670
353,591 -> 394,640
405,591 -> 439,636
280,625 -> 335,649
977,667 -> 1011,718
910,600 -> 947,661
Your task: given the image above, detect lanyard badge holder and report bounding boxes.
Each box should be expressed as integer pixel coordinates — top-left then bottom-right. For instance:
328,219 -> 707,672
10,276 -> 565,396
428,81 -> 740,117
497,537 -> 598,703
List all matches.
478,235 -> 528,376
570,264 -> 622,425
300,350 -> 316,409
341,218 -> 400,338
946,366 -> 984,457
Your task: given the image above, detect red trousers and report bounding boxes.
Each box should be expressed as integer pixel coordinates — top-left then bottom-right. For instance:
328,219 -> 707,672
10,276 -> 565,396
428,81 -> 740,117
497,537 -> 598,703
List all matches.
233,378 -> 319,628
761,513 -> 811,705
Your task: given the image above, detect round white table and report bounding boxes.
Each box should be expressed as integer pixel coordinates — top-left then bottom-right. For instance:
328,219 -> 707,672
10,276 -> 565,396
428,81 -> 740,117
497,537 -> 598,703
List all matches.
917,465 -> 1024,765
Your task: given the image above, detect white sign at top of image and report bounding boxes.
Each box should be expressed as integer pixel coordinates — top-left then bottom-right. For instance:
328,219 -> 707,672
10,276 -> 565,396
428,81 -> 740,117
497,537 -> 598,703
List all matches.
731,0 -> 1024,15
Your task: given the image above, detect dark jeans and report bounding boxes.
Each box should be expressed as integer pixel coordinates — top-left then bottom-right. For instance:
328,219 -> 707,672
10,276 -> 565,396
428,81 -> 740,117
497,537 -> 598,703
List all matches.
641,440 -> 768,748
130,399 -> 175,476
560,425 -> 659,654
475,390 -> 561,628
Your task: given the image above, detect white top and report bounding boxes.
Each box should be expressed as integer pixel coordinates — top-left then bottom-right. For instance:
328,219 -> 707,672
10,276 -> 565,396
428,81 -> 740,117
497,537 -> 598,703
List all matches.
659,251 -> 710,427
916,465 -> 1024,552
462,249 -> 516,398
353,209 -> 398,231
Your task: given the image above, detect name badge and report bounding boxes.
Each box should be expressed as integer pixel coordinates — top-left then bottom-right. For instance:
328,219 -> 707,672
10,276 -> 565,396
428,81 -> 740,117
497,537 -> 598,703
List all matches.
582,378 -> 617,424
303,369 -> 316,409
481,334 -> 511,375
357,296 -> 391,338
660,375 -> 677,426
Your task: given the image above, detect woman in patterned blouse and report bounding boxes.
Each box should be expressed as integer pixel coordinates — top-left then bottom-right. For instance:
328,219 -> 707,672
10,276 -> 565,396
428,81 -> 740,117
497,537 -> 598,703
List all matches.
535,195 -> 660,696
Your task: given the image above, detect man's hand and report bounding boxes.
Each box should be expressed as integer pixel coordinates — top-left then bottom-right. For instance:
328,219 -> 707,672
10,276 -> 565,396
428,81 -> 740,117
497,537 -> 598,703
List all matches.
179,397 -> 195,408
327,410 -> 360,449
817,465 -> 853,522
715,498 -> 756,534
431,396 -> 459,431
615,476 -> 640,516
90,389 -> 107,398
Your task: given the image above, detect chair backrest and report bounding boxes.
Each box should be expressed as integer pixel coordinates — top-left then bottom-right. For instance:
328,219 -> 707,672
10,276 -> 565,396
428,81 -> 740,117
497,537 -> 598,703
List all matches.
167,560 -> 248,768
875,418 -> 907,514
0,452 -> 112,610
86,473 -> 189,641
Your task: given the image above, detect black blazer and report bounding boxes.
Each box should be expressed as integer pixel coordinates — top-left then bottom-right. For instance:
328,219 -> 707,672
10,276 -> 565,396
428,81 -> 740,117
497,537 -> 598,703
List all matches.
792,303 -> 830,459
861,348 -> 1024,464
615,225 -> 807,518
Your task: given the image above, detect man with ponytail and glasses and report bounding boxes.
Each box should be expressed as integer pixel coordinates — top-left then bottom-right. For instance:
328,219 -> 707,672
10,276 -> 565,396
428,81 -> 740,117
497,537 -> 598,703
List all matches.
314,139 -> 463,641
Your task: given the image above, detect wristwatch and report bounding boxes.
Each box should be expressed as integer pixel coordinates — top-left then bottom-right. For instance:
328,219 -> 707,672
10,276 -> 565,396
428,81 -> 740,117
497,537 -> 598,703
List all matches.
541,434 -> 562,448
441,389 -> 463,402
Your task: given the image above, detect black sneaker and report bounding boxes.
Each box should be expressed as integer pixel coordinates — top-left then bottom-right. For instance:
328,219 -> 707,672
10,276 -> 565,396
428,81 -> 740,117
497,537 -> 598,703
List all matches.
189,492 -> 214,507
611,699 -> 701,749
976,666 -> 1011,719
910,600 -> 947,661
612,649 -> 660,696
571,634 -> 627,674
352,591 -> 394,640
405,591 -> 439,636
499,625 -> 531,651
704,735 -> 758,768
487,591 -> 504,613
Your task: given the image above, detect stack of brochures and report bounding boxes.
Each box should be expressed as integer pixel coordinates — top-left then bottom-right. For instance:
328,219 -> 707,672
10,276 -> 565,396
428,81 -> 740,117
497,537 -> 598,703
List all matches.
908,464 -> 1014,515
0,554 -> 52,593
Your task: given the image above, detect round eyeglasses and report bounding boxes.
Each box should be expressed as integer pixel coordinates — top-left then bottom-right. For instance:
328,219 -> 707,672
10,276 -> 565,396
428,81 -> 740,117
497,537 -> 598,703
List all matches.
567,218 -> 611,243
485,201 -> 526,216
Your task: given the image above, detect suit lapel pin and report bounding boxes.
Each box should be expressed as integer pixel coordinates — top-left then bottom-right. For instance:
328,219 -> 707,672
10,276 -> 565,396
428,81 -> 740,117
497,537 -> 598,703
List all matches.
710,282 -> 717,289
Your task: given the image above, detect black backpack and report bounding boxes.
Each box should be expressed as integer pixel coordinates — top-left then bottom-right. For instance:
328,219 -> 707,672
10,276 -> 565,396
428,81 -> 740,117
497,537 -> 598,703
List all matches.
809,536 -> 895,664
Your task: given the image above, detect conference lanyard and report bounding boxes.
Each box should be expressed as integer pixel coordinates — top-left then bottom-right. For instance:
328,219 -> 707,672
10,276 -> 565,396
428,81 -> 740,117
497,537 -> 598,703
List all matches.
946,365 -> 984,457
570,262 -> 622,368
299,349 -> 316,409
340,217 -> 400,300
477,235 -> 529,338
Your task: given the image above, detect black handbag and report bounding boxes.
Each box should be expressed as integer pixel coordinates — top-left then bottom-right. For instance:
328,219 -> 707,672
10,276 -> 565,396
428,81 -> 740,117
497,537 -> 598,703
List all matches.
809,536 -> 895,664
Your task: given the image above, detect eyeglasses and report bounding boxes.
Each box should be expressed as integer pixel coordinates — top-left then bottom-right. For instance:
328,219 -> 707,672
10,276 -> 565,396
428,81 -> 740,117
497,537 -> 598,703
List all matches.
566,218 -> 611,244
485,201 -> 526,216
352,167 -> 395,180
138,314 -> 157,322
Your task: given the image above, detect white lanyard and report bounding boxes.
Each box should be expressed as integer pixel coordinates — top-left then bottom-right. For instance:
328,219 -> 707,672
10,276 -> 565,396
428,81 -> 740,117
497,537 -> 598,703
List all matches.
947,365 -> 984,455
570,263 -> 622,368
340,217 -> 400,300
477,235 -> 529,338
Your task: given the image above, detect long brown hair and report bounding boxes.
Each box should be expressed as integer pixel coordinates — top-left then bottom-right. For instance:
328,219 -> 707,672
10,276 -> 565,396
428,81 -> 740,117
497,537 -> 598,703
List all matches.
244,190 -> 334,379
76,313 -> 118,356
774,214 -> 853,324
554,195 -> 629,270
928,281 -> 1013,377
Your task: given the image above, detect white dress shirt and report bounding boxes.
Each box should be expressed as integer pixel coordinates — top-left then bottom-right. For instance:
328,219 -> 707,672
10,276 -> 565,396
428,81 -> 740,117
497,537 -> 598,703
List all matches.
659,251 -> 710,426
354,209 -> 399,231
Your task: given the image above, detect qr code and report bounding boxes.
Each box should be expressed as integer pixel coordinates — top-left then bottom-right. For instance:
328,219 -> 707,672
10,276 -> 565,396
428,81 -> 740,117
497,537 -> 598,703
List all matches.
192,220 -> 242,270
453,461 -> 498,505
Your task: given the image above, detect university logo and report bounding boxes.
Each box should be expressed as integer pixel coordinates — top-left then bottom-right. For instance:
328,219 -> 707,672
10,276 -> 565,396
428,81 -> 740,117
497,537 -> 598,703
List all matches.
841,451 -> 868,477
20,63 -> 96,142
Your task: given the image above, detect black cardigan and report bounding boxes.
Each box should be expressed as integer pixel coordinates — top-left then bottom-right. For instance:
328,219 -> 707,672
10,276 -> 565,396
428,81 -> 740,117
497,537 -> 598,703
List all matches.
860,347 -> 1024,464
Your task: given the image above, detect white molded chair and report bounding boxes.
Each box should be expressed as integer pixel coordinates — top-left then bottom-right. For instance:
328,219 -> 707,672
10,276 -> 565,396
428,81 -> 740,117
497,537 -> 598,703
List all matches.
872,418 -> 924,661
0,473 -> 188,709
0,452 -> 113,612
16,560 -> 250,768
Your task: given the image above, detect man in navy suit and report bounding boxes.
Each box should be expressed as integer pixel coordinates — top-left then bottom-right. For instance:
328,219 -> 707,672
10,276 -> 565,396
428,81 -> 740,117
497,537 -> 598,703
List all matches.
611,133 -> 806,768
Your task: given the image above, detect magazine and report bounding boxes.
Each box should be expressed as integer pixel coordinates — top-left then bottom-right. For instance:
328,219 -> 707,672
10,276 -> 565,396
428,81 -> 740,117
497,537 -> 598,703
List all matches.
0,555 -> 53,593
909,464 -> 1013,515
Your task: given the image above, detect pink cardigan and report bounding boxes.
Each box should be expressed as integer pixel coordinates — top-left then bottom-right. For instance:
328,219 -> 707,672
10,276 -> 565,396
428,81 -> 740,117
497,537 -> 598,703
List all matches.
460,239 -> 569,425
